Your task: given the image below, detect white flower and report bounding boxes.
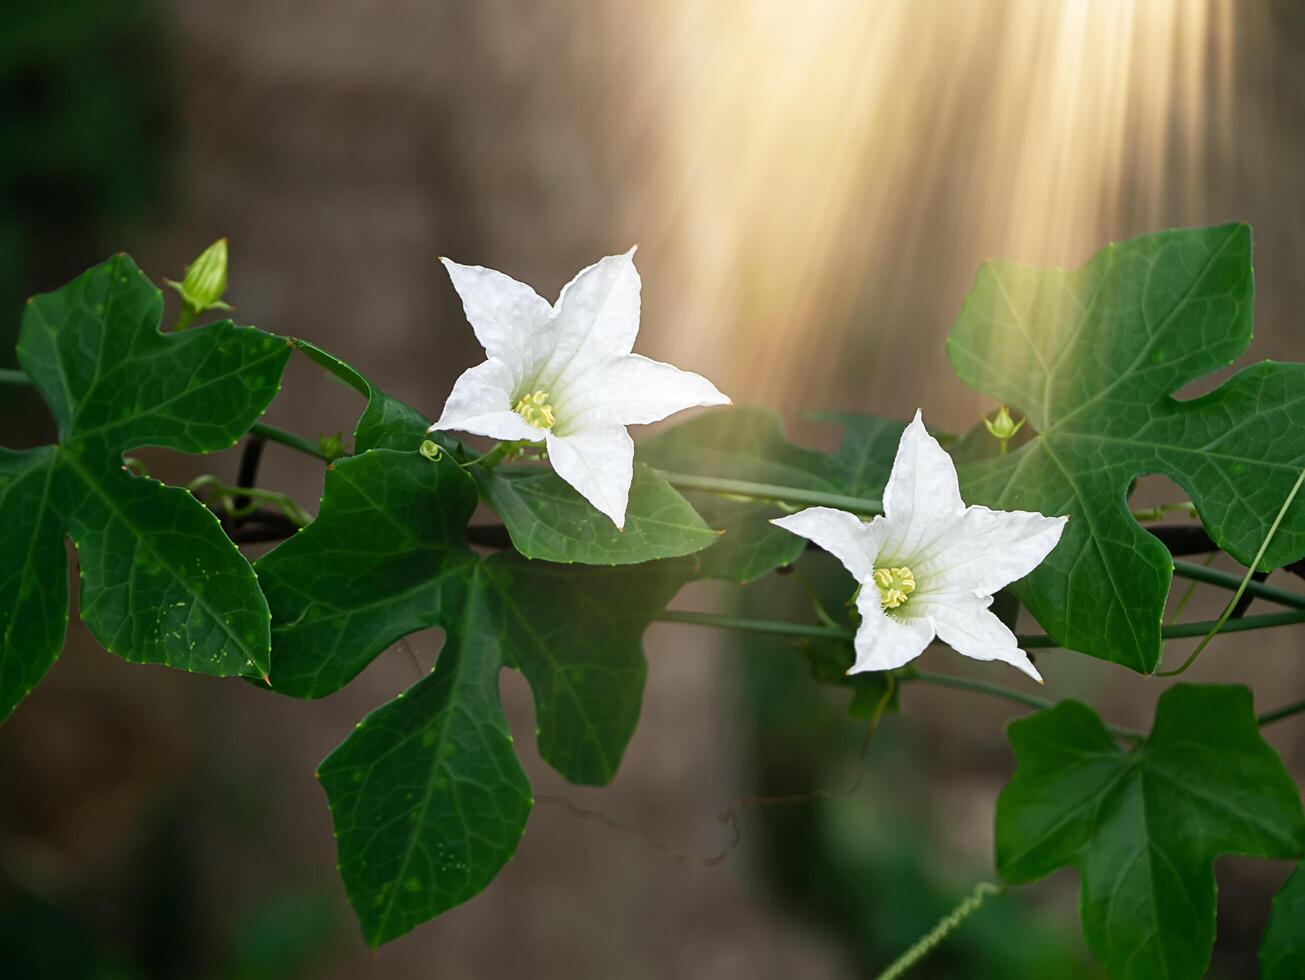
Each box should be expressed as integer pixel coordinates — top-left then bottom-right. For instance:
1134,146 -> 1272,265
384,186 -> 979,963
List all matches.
430,248 -> 730,528
771,411 -> 1067,682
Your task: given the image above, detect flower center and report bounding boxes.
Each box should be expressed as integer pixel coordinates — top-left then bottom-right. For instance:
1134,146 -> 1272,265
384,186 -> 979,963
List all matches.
513,389 -> 557,430
873,566 -> 916,610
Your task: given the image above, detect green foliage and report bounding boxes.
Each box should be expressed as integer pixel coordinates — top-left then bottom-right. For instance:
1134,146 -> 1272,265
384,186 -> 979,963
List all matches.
949,224 -> 1305,672
256,450 -> 477,699
1261,864 -> 1305,980
317,588 -> 533,949
255,437 -> 691,942
476,462 -> 719,565
6,226 -> 1305,966
492,554 -> 691,783
0,254 -> 289,720
996,684 -> 1305,980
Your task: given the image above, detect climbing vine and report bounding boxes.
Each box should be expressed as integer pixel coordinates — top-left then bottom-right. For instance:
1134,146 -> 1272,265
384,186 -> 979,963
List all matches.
2,224 -> 1303,978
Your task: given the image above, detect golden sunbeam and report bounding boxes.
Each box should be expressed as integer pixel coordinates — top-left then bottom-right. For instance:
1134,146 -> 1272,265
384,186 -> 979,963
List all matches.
622,0 -> 1250,421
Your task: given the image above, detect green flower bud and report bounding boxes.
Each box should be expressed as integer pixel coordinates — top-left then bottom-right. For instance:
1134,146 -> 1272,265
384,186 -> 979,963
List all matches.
983,405 -> 1025,442
165,238 -> 232,323
419,439 -> 443,462
982,405 -> 1026,456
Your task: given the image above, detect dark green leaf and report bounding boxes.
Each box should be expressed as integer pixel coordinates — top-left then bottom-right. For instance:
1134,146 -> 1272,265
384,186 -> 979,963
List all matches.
477,463 -> 718,566
60,457 -> 273,678
0,448 -> 66,720
0,255 -> 290,719
946,224 -> 1305,671
256,449 -> 478,699
260,449 -> 688,777
258,443 -> 689,936
490,554 -> 691,783
996,684 -> 1305,980
317,573 -> 532,948
1261,863 -> 1305,980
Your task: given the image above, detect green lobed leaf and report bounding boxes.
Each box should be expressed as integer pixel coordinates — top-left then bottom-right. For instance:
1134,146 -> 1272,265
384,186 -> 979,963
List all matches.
476,462 -> 719,566
317,574 -> 532,949
0,448 -> 66,719
256,449 -> 478,699
996,684 -> 1305,980
946,223 -> 1305,672
259,450 -> 689,775
640,407 -> 903,582
1261,863 -> 1305,979
489,553 -> 690,784
256,442 -> 690,940
0,255 -> 290,719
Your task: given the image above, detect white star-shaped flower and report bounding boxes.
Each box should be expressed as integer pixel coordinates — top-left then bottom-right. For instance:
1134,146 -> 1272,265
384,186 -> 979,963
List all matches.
772,411 -> 1067,682
430,249 -> 730,528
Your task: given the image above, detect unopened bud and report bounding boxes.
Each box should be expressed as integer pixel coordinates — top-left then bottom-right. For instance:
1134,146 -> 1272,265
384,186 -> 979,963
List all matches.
983,405 -> 1025,443
166,238 -> 232,320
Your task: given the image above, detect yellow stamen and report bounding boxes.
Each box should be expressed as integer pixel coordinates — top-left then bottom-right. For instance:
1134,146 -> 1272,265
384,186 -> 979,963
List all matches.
874,566 -> 916,610
513,389 -> 557,430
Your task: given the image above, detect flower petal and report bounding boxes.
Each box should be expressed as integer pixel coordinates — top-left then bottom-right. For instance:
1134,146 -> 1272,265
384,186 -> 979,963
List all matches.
441,258 -> 554,379
430,359 -> 544,442
850,588 -> 935,673
545,424 -> 635,529
919,594 -> 1043,682
914,506 -> 1068,597
770,507 -> 880,582
879,410 -> 966,562
537,249 -> 641,390
557,353 -> 731,431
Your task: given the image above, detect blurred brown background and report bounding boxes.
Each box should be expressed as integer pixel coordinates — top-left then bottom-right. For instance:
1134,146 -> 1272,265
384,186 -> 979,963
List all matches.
2,1 -> 1304,977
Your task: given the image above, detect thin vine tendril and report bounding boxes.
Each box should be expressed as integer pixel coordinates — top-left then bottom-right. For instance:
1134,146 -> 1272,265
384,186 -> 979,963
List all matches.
1159,464 -> 1305,676
875,880 -> 1005,980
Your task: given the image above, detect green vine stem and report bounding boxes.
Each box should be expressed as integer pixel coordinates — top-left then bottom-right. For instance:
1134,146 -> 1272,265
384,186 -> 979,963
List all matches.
1170,558 -> 1305,610
1168,553 -> 1216,623
12,358 -> 1305,684
652,469 -> 884,515
187,474 -> 314,527
904,671 -> 1144,740
460,440 -> 542,470
657,607 -> 1305,649
1130,501 -> 1197,522
875,881 -> 1005,980
6,364 -> 1305,597
1258,698 -> 1305,727
658,609 -> 854,641
250,422 -> 333,461
658,613 -> 1144,738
